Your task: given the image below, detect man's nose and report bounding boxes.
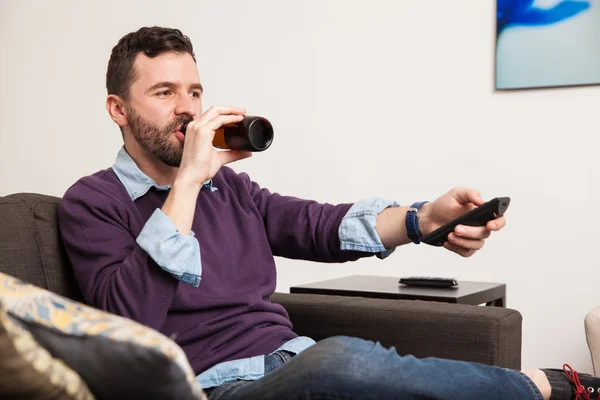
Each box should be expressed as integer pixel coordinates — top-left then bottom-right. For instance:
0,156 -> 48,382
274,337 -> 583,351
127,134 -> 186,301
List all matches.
175,93 -> 197,117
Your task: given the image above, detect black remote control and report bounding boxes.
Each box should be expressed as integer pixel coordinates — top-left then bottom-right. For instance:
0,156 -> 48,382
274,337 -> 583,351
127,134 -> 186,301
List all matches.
421,197 -> 510,247
399,276 -> 458,288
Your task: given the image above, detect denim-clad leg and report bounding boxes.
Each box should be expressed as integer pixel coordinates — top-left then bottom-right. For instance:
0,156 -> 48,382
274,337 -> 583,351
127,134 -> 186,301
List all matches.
207,336 -> 543,400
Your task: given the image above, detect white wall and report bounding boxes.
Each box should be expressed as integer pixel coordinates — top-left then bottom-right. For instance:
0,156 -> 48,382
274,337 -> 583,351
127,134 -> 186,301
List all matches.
1,0 -> 599,373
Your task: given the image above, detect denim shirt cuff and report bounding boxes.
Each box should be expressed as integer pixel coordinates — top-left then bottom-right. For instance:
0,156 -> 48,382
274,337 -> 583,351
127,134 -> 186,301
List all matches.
136,208 -> 202,287
196,336 -> 317,389
339,198 -> 399,259
274,336 -> 316,354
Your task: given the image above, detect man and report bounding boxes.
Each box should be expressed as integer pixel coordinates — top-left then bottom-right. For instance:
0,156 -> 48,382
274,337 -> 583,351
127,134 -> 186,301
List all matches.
58,26 -> 597,400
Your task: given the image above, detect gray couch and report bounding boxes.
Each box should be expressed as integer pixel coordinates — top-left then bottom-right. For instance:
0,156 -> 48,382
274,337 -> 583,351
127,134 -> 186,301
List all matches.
0,192 -> 523,373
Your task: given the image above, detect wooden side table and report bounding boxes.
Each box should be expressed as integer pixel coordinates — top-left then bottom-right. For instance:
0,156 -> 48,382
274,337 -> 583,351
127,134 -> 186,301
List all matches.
290,275 -> 506,307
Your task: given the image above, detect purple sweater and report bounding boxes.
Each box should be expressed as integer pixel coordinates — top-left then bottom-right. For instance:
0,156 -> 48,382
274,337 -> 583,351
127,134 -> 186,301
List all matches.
58,165 -> 368,374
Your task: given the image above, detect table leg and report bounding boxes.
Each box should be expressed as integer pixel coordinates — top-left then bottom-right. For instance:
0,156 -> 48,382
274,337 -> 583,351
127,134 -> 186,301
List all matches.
486,296 -> 506,307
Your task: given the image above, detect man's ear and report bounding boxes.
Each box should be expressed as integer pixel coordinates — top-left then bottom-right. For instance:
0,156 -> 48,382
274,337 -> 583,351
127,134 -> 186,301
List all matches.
106,95 -> 128,128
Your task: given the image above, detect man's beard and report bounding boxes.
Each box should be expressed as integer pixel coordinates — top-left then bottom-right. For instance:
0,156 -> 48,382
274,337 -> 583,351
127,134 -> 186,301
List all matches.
127,106 -> 193,167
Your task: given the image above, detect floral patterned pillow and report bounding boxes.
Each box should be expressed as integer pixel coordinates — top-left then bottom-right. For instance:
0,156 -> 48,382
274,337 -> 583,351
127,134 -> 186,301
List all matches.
0,304 -> 94,399
0,272 -> 206,400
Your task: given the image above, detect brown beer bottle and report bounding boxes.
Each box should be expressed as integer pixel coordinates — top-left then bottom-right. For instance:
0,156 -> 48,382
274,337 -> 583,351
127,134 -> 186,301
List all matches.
180,116 -> 274,152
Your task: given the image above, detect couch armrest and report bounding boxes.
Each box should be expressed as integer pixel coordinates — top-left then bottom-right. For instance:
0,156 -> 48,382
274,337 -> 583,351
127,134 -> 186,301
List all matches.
271,292 -> 522,369
585,306 -> 600,376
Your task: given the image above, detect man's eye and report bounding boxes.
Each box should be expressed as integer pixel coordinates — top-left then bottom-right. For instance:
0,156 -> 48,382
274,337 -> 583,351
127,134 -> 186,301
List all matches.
191,91 -> 201,98
157,90 -> 171,97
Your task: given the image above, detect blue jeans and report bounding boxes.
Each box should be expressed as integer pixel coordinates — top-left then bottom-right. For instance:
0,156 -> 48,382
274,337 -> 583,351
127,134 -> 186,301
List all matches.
206,336 -> 543,400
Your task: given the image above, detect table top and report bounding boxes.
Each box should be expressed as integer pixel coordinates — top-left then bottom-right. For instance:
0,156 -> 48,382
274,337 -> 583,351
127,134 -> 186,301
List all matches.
289,275 -> 506,304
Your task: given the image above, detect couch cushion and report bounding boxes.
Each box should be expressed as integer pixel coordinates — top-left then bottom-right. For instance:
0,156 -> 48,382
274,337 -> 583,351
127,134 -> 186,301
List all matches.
0,271 -> 206,400
0,193 -> 82,301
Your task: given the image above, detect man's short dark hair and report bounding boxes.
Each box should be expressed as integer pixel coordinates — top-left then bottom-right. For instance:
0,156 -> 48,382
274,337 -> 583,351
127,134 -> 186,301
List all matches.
106,26 -> 196,100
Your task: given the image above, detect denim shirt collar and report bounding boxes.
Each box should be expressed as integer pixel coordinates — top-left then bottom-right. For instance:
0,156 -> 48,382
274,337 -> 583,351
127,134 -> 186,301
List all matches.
111,146 -> 217,201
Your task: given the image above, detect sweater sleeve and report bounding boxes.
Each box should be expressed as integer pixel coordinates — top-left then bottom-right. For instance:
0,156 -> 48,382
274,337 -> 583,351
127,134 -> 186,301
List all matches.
57,183 -> 179,331
237,172 -> 373,263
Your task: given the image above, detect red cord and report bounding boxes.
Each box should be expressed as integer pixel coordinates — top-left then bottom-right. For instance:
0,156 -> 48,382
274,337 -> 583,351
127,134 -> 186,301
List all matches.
563,364 -> 592,400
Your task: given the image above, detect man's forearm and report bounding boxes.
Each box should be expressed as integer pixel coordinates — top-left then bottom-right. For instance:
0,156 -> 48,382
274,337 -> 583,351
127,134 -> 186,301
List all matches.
161,179 -> 202,235
375,203 -> 433,248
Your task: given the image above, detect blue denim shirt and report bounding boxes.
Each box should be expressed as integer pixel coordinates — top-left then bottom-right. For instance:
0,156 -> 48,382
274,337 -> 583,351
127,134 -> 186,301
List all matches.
111,146 -> 399,388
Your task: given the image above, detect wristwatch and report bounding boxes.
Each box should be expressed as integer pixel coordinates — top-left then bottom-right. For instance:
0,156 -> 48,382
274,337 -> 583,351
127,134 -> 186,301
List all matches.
405,201 -> 429,244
